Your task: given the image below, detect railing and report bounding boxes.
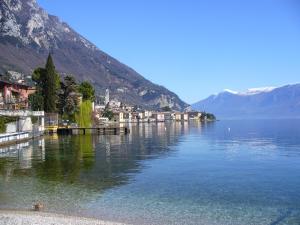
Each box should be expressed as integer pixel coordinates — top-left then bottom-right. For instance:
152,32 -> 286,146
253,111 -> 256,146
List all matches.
0,110 -> 44,117
0,131 -> 30,144
0,100 -> 29,110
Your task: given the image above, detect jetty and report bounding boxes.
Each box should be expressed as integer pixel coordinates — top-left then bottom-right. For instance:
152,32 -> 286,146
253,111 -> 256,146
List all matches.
57,127 -> 130,135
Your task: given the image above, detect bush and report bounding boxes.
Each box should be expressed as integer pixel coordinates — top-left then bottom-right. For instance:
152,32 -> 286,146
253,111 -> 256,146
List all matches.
0,116 -> 18,133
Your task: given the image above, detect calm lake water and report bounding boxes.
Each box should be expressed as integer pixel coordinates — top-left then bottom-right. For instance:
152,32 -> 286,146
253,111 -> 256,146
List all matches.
0,120 -> 300,225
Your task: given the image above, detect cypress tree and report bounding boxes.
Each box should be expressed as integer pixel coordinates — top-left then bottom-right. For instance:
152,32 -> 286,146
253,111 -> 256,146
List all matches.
44,54 -> 58,112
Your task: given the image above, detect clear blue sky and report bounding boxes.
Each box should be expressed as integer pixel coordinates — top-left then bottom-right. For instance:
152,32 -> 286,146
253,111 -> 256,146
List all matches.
37,0 -> 300,104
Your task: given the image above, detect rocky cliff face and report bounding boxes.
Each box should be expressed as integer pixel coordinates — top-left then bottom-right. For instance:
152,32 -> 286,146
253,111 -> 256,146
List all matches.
0,0 -> 188,110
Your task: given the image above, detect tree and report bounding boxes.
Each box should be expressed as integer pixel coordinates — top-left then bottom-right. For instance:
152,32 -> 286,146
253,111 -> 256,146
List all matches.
29,67 -> 46,110
79,81 -> 95,101
75,100 -> 93,127
32,67 -> 46,87
58,75 -> 79,118
43,54 -> 60,113
29,92 -> 44,111
161,106 -> 172,112
102,108 -> 114,121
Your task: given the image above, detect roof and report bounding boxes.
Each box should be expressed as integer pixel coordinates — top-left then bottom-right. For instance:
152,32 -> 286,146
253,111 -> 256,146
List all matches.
0,75 -> 35,88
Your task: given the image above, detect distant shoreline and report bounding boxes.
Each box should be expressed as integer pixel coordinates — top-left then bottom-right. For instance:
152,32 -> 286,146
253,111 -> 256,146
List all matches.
0,210 -> 127,225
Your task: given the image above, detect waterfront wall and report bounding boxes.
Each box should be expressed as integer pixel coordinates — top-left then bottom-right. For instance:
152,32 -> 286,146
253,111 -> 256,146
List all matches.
0,110 -> 45,145
0,131 -> 30,145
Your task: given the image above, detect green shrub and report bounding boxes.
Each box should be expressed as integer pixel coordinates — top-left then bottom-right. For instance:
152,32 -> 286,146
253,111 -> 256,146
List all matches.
0,116 -> 18,133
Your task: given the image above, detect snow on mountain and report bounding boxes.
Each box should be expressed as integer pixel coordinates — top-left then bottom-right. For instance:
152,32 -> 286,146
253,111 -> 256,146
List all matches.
223,89 -> 239,95
222,87 -> 277,96
192,84 -> 300,119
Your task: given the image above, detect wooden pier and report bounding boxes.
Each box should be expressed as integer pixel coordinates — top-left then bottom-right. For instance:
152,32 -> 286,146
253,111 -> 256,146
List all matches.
57,127 -> 130,135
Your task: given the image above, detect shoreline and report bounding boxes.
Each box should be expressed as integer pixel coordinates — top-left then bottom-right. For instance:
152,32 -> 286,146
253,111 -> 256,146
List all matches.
0,209 -> 127,225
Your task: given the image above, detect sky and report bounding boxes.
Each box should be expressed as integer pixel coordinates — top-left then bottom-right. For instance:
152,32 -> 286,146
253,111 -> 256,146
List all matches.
37,0 -> 300,104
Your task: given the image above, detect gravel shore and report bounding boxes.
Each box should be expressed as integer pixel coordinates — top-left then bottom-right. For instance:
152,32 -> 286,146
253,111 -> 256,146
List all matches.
0,210 -> 127,225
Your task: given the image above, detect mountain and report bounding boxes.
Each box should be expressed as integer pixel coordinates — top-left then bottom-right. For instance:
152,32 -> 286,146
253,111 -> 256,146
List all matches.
0,0 -> 188,110
192,84 -> 300,119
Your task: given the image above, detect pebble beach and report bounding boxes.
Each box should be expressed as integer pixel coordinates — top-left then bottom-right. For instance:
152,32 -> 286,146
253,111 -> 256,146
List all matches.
0,210 -> 127,225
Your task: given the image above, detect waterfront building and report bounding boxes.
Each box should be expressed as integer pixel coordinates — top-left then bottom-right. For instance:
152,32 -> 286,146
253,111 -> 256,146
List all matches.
130,112 -> 139,123
118,112 -> 125,123
0,78 -> 35,110
163,112 -> 173,120
188,111 -> 202,120
181,113 -> 189,121
175,112 -> 182,121
122,112 -> 132,122
138,112 -> 144,121
152,112 -> 165,122
109,99 -> 121,109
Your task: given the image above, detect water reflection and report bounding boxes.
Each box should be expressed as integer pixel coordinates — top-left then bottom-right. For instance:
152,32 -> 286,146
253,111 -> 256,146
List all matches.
0,120 -> 300,225
0,122 -> 203,212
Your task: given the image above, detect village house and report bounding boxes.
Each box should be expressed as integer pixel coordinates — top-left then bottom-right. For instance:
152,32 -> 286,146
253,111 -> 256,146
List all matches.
144,110 -> 156,122
138,112 -> 145,121
0,78 -> 35,110
113,111 -> 127,123
181,113 -> 189,121
175,112 -> 182,121
130,112 -> 139,123
152,112 -> 165,122
144,110 -> 152,120
122,112 -> 132,122
188,111 -> 202,120
163,112 -> 173,121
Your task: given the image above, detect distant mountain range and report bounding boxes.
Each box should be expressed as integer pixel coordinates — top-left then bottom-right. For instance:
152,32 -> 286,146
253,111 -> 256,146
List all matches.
192,84 -> 300,119
0,0 -> 188,110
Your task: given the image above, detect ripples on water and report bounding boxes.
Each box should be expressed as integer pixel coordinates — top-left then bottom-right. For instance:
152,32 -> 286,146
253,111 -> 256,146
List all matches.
0,120 -> 300,224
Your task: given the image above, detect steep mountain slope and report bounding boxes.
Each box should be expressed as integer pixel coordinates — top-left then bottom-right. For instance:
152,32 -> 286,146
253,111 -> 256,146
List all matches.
192,84 -> 300,119
0,0 -> 188,110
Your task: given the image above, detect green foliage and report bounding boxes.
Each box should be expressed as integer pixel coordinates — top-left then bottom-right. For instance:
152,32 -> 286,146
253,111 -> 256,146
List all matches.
102,109 -> 114,120
0,116 -> 18,133
29,92 -> 44,111
206,113 -> 216,121
32,67 -> 46,87
31,54 -> 61,112
44,54 -> 60,112
0,119 -> 6,133
75,100 -> 92,127
58,75 -> 79,118
31,116 -> 38,124
161,106 -> 172,112
79,81 -> 95,101
201,112 -> 216,121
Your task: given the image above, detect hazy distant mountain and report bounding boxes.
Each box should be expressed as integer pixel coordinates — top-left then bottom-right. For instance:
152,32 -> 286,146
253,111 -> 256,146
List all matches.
0,0 -> 188,110
192,84 -> 300,119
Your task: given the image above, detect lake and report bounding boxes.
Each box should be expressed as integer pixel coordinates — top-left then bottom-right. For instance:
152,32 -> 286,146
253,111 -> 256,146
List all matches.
0,120 -> 300,225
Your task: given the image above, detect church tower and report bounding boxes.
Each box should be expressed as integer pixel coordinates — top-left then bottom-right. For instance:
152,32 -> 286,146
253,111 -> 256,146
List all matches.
105,89 -> 110,105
